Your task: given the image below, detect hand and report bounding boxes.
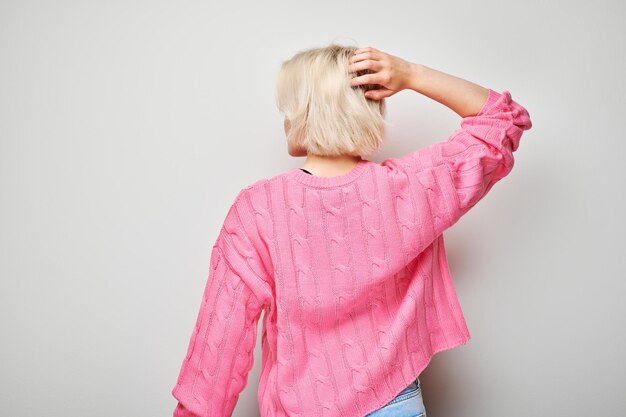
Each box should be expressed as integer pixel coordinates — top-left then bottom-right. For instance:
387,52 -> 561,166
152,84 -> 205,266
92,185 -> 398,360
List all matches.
348,47 -> 418,100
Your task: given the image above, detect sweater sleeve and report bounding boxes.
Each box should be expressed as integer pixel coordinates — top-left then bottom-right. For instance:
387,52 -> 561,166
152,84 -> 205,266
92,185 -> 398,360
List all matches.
381,88 -> 532,257
171,192 -> 271,417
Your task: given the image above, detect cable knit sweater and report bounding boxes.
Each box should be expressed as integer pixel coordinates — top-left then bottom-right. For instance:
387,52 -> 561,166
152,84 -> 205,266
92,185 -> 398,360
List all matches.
171,88 -> 533,417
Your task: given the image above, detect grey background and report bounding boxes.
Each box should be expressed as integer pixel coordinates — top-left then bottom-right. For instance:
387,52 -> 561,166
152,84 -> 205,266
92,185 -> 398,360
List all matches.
1,1 -> 625,416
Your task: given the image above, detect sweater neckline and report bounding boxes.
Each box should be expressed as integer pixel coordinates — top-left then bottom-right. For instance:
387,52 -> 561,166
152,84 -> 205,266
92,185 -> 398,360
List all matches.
286,158 -> 370,188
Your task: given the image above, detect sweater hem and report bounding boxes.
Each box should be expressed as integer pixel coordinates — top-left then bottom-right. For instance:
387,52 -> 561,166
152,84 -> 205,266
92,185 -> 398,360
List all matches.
356,333 -> 471,417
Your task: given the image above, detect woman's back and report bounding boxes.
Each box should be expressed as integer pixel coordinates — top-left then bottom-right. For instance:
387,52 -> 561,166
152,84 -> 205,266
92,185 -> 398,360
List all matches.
171,87 -> 533,417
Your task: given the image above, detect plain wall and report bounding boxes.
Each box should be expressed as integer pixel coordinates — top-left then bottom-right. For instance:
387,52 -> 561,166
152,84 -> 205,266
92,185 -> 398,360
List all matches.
1,1 -> 625,416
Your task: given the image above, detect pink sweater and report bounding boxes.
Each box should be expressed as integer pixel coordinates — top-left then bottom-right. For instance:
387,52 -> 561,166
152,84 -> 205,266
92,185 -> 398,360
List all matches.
171,88 -> 533,417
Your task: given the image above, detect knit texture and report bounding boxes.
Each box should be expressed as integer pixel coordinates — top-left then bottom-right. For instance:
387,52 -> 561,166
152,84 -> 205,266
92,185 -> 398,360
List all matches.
171,88 -> 533,417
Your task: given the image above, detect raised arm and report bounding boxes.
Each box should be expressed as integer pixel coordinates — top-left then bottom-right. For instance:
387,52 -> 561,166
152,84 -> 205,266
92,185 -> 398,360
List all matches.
407,63 -> 489,118
350,47 -> 533,257
349,47 -> 489,118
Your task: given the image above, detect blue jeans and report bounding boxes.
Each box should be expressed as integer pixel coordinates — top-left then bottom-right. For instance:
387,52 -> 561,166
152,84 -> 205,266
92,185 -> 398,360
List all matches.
364,376 -> 426,417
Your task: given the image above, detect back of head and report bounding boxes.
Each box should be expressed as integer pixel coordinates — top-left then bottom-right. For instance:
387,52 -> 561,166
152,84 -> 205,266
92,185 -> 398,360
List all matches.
275,43 -> 388,157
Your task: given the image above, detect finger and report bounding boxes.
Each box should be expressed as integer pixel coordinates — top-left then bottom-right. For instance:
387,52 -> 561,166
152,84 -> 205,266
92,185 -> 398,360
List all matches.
347,59 -> 382,74
354,46 -> 377,55
350,50 -> 380,64
350,51 -> 376,64
350,72 -> 378,87
366,88 -> 393,100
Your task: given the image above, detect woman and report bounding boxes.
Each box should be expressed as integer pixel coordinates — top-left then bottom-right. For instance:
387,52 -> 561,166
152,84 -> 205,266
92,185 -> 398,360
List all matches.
171,44 -> 532,417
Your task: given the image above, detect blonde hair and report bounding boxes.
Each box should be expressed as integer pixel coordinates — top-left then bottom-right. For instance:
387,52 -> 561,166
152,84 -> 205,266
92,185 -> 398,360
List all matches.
275,43 -> 388,157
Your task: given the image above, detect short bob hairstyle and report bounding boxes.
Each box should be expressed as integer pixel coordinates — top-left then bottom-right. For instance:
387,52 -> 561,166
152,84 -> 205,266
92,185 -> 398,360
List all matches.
275,43 -> 389,157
